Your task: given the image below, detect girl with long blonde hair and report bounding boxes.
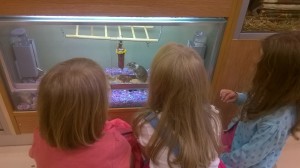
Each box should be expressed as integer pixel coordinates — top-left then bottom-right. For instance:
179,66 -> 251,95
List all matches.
133,43 -> 222,168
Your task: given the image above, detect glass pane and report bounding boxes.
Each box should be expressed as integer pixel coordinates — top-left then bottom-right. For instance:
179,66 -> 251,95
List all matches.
0,16 -> 226,111
242,0 -> 300,32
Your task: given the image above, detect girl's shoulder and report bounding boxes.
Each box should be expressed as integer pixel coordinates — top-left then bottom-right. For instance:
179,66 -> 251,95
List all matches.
263,105 -> 296,121
257,105 -> 297,129
103,119 -> 133,140
97,119 -> 132,151
105,119 -> 131,132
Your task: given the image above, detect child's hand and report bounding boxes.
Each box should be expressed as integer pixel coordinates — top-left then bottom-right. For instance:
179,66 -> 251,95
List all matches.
220,89 -> 237,103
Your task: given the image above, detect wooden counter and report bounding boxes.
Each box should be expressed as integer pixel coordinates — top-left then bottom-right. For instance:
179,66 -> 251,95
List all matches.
14,107 -> 141,133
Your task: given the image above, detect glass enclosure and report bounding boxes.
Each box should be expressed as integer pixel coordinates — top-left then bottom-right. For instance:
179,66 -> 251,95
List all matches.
242,0 -> 300,32
0,16 -> 226,111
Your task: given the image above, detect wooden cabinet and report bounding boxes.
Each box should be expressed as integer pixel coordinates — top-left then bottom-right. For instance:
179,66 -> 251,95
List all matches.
0,0 -> 234,17
14,112 -> 38,134
213,39 -> 261,127
0,0 -> 250,134
14,108 -> 141,134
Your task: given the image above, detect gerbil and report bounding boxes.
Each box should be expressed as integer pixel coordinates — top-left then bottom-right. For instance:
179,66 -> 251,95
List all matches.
126,62 -> 148,82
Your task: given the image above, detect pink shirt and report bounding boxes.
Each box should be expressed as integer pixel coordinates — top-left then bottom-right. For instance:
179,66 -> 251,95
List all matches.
29,121 -> 131,168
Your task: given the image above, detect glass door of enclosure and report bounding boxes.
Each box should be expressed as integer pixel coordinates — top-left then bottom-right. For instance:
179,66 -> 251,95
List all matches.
0,16 -> 226,110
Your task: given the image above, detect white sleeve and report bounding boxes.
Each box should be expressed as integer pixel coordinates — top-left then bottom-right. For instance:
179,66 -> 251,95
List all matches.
137,122 -> 155,147
210,105 -> 222,136
209,158 -> 220,168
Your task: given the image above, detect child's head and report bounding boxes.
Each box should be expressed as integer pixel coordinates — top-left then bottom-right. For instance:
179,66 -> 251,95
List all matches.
37,57 -> 109,150
144,43 -> 220,167
148,42 -> 210,112
244,31 -> 300,119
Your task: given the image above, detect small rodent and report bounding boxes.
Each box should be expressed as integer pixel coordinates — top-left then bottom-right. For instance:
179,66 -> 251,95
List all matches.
126,62 -> 148,82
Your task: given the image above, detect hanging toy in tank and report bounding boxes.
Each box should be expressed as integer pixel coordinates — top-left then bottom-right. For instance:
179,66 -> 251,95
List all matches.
126,62 -> 148,83
116,40 -> 127,69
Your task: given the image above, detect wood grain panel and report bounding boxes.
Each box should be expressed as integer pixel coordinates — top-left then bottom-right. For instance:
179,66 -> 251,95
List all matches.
14,108 -> 141,133
0,0 -> 233,17
14,112 -> 37,133
108,107 -> 141,124
211,0 -> 244,95
213,39 -> 261,127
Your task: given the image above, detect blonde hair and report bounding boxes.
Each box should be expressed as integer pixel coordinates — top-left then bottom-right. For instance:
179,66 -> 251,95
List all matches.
37,57 -> 108,150
133,43 -> 221,167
